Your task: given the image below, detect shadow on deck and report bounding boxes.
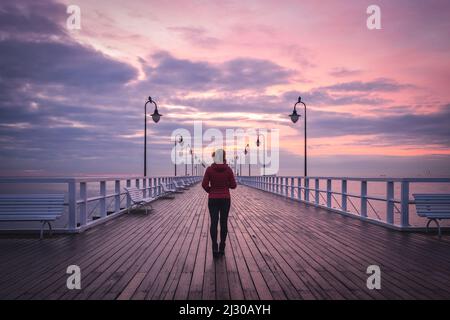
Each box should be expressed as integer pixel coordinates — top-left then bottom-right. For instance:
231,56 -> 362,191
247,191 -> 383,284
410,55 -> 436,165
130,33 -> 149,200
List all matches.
1,184 -> 450,300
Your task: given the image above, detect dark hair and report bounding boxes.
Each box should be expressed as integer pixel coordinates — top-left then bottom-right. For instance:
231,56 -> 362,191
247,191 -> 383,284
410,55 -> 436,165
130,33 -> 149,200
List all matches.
211,149 -> 226,162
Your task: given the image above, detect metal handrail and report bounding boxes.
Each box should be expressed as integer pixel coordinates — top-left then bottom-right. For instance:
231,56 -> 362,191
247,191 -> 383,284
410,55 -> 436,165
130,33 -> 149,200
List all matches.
237,175 -> 450,229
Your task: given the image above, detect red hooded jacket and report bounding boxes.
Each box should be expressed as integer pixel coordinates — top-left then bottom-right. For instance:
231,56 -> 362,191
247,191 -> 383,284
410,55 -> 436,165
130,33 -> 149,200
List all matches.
202,163 -> 237,199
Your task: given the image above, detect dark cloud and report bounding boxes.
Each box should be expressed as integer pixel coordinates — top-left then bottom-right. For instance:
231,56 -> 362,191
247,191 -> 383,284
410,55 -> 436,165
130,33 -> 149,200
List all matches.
145,51 -> 219,91
144,51 -> 292,91
0,0 -> 137,94
307,105 -> 450,147
282,90 -> 388,106
0,40 -> 137,91
0,0 -> 67,41
320,78 -> 412,92
221,58 -> 293,90
0,0 -> 143,175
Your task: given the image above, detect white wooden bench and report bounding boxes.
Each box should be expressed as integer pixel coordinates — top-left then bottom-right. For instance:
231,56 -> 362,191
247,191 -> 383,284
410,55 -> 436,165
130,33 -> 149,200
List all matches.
124,187 -> 156,215
0,194 -> 65,239
161,182 -> 183,194
173,180 -> 188,190
413,194 -> 450,238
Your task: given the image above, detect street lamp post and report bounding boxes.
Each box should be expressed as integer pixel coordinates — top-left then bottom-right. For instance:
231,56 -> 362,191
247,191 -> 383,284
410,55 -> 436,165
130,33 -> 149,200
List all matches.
289,96 -> 307,177
256,133 -> 266,176
244,144 -> 250,176
144,96 -> 162,177
174,134 -> 183,176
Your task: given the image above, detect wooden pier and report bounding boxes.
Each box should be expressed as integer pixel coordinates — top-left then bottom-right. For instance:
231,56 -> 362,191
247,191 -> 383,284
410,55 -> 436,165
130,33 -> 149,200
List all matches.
1,184 -> 449,300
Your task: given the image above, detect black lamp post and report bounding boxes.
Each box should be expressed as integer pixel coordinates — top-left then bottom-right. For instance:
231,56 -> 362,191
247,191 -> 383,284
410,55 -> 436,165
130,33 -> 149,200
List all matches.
289,96 -> 307,177
256,133 -> 266,176
144,96 -> 162,177
174,134 -> 183,176
244,143 -> 250,176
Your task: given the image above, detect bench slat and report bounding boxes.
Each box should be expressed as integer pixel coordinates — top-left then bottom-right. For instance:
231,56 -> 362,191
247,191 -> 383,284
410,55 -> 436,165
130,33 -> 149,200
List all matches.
413,194 -> 450,223
0,194 -> 65,222
0,216 -> 60,221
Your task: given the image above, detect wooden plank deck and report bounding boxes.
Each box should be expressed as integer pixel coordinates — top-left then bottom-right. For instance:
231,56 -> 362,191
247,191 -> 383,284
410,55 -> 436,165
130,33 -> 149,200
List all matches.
1,183 -> 450,300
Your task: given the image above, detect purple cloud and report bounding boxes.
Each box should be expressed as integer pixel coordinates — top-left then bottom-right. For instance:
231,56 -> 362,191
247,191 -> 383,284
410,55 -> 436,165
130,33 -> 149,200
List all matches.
329,67 -> 362,78
307,105 -> 450,147
320,78 -> 413,92
144,51 -> 292,91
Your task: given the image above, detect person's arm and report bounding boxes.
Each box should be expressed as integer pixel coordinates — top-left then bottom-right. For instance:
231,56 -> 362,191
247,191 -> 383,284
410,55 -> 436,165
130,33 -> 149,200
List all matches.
202,168 -> 211,193
228,167 -> 237,189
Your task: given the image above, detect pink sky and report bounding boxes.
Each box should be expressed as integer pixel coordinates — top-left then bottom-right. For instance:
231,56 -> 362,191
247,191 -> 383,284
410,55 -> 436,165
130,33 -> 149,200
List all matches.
58,0 -> 450,157
0,0 -> 449,176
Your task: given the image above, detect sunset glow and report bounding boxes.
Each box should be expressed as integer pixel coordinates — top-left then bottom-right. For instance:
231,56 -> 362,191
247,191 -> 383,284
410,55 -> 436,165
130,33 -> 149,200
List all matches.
0,0 -> 449,176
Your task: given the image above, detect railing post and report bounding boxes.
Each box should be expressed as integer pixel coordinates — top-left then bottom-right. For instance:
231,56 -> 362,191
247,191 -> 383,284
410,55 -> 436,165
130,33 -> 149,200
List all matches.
386,181 -> 394,225
126,179 -> 131,208
115,180 -> 121,212
401,180 -> 410,227
149,178 -> 153,198
79,182 -> 87,227
143,178 -> 147,198
291,177 -> 294,198
315,178 -> 320,205
304,178 -> 310,202
135,179 -> 140,190
326,179 -> 332,208
68,180 -> 77,230
297,177 -> 302,200
276,177 -> 280,194
158,177 -> 161,195
341,180 -> 347,212
285,177 -> 289,196
361,180 -> 367,218
100,181 -> 107,218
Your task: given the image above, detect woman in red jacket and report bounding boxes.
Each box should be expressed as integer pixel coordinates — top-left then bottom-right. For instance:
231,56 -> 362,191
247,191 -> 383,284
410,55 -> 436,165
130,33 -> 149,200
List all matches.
202,149 -> 237,257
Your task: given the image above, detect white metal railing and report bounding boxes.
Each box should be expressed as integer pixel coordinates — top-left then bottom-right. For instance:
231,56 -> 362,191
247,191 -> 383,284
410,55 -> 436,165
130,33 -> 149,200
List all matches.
0,175 -> 201,233
237,176 -> 450,230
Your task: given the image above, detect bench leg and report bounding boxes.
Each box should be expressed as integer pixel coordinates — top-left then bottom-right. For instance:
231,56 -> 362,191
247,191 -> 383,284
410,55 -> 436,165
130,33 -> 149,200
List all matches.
47,221 -> 53,237
40,221 -> 53,239
426,219 -> 433,233
426,218 -> 441,239
437,219 -> 442,239
145,203 -> 152,214
40,221 -> 45,239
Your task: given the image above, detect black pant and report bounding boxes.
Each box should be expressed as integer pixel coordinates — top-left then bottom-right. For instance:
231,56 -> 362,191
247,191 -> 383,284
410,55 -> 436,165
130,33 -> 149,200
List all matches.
208,198 -> 231,244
